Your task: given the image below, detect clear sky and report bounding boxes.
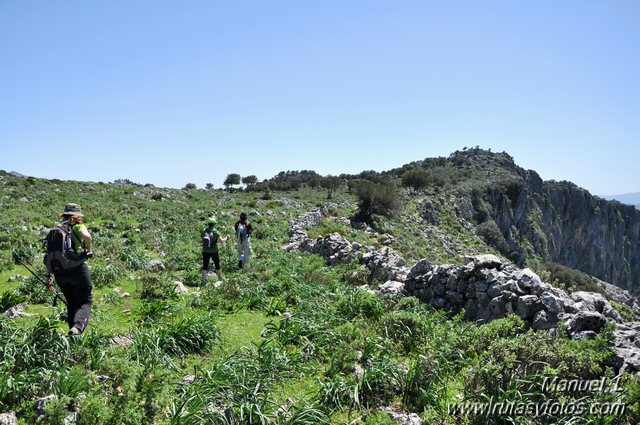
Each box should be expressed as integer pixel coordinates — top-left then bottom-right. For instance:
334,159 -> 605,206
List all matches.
1,1 -> 638,195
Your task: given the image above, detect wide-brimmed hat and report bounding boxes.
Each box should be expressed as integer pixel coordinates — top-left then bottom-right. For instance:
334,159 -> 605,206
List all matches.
62,203 -> 84,217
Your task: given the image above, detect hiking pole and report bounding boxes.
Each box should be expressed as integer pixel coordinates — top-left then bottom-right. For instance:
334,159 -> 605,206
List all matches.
14,257 -> 68,307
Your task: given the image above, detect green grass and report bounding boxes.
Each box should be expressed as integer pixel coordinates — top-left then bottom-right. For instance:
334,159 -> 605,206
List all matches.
0,174 -> 637,424
217,309 -> 273,354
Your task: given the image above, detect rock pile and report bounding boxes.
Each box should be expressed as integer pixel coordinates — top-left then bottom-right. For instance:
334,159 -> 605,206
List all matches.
404,254 -> 640,372
405,254 -> 570,329
285,208 -> 640,372
282,207 -> 410,287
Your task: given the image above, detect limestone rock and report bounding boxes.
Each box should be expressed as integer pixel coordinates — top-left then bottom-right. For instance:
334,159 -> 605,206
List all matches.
146,260 -> 165,272
0,412 -> 17,425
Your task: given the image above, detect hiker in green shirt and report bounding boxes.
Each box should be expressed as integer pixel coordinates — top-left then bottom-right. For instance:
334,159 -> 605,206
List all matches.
46,203 -> 94,335
201,217 -> 230,282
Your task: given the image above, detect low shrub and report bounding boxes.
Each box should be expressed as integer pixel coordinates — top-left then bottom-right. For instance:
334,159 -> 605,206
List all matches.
0,251 -> 13,272
336,288 -> 384,321
546,262 -> 604,295
18,274 -> 50,304
139,274 -> 177,300
0,290 -> 26,312
90,263 -> 125,288
158,313 -> 220,355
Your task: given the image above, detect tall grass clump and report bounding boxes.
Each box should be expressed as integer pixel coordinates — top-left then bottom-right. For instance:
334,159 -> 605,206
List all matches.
158,313 -> 221,355
139,273 -> 178,300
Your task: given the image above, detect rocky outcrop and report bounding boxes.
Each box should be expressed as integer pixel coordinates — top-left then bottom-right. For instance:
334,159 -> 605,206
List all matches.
282,207 -> 410,285
404,254 -> 640,372
595,278 -> 640,318
285,207 -> 640,372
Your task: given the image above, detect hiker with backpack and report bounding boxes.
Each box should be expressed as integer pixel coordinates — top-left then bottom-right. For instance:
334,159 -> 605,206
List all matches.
234,212 -> 253,269
44,203 -> 94,335
201,217 -> 230,282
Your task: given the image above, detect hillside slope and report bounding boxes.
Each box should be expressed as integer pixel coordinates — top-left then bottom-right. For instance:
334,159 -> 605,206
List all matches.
383,148 -> 640,292
1,169 -> 640,424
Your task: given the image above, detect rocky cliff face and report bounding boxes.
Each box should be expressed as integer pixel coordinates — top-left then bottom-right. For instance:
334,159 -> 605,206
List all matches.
473,166 -> 640,292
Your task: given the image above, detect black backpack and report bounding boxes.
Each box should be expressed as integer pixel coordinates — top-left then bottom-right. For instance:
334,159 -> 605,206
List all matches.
202,231 -> 213,249
43,224 -> 85,274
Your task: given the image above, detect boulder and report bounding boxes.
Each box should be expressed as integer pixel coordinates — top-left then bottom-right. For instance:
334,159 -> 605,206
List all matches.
410,259 -> 431,276
571,331 -> 598,340
380,406 -> 422,425
376,281 -> 405,296
602,303 -> 624,324
173,281 -> 189,294
0,412 -> 17,425
532,310 -> 555,330
541,293 -> 567,315
146,260 -> 165,272
515,268 -> 543,291
517,295 -> 541,320
613,347 -> 640,373
571,291 -> 607,313
470,254 -> 503,270
445,290 -> 465,306
488,296 -> 507,318
566,311 -> 608,334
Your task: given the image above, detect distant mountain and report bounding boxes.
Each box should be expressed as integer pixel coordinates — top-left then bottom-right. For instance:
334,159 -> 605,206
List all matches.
601,192 -> 640,209
8,171 -> 26,178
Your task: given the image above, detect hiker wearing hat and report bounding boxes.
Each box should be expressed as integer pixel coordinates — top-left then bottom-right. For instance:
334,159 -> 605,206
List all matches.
234,212 -> 253,269
201,217 -> 230,282
46,203 -> 94,335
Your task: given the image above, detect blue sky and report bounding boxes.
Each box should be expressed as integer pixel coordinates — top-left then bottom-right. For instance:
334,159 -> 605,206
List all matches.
1,1 -> 638,195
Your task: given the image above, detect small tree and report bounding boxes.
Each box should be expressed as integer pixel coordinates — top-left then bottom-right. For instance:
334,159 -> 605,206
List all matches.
475,220 -> 510,255
205,183 -> 214,190
353,181 -> 399,224
320,176 -> 341,199
401,169 -> 431,190
183,183 -> 197,190
223,173 -> 241,191
242,175 -> 258,188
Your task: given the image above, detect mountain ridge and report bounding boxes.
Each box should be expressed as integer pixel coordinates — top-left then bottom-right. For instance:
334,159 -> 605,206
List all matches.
3,148 -> 639,292
601,192 -> 640,209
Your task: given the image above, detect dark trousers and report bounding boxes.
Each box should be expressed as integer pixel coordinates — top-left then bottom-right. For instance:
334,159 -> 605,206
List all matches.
55,263 -> 93,332
202,252 -> 221,271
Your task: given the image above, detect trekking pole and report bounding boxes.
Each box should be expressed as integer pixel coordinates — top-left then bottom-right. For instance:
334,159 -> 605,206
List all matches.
14,257 -> 68,307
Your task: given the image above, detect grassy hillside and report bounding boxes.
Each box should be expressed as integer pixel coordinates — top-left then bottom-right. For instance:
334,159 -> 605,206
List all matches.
0,173 -> 639,424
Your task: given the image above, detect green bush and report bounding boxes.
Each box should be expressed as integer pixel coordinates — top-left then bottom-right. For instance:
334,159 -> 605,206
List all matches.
401,169 -> 432,190
353,181 -> 400,224
362,411 -> 395,424
118,248 -> 149,271
475,220 -> 511,255
18,274 -> 50,304
611,300 -> 635,322
336,288 -> 384,321
464,326 -> 614,399
0,251 -> 13,272
90,263 -> 125,288
546,262 -> 604,294
380,311 -> 432,354
139,274 -> 176,300
158,313 -> 220,355
0,290 -> 26,312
